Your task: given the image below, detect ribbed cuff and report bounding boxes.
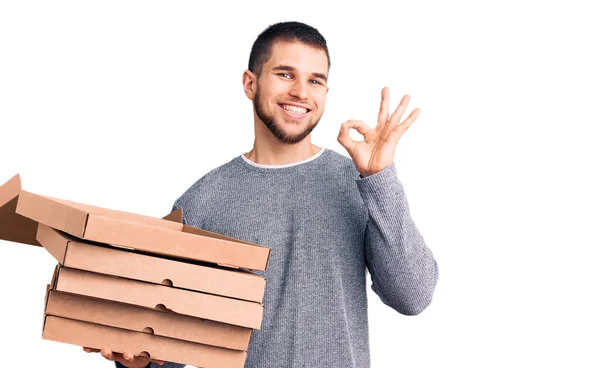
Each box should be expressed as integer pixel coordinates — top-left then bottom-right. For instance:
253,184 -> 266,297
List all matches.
355,163 -> 407,208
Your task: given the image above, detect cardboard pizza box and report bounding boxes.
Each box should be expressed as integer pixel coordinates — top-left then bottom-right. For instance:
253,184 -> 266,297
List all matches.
37,223 -> 265,303
42,316 -> 247,368
53,267 -> 264,330
0,174 -> 270,271
45,290 -> 252,351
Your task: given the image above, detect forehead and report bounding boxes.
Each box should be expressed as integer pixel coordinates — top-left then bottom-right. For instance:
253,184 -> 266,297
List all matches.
264,41 -> 328,75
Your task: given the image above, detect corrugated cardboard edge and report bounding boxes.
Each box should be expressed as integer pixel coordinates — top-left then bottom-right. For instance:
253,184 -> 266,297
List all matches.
42,265 -> 61,336
0,174 -> 40,246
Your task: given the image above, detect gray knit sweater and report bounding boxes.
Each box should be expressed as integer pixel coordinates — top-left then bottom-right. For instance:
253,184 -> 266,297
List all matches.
117,148 -> 438,368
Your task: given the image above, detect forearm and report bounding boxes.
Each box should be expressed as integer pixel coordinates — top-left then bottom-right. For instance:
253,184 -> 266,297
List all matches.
357,164 -> 439,315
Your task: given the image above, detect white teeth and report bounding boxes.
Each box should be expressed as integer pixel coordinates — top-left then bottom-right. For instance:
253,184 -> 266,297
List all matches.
281,104 -> 308,114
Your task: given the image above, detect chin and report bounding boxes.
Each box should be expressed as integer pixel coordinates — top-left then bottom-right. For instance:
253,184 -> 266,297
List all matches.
257,107 -> 320,144
278,124 -> 318,144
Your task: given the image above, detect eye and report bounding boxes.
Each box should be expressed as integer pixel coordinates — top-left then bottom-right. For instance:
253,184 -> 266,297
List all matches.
309,80 -> 322,85
278,73 -> 292,79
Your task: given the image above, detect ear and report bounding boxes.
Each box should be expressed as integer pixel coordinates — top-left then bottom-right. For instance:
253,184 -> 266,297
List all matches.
242,70 -> 257,100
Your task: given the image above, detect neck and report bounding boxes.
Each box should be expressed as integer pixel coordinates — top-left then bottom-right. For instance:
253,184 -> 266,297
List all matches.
245,119 -> 322,165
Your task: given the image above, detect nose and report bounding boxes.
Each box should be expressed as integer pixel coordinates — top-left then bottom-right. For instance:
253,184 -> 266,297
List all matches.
289,79 -> 309,100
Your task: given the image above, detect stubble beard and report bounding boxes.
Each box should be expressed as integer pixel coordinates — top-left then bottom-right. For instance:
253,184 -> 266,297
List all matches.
254,88 -> 321,145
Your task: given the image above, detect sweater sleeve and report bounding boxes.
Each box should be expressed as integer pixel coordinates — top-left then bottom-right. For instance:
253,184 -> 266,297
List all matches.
356,163 -> 439,315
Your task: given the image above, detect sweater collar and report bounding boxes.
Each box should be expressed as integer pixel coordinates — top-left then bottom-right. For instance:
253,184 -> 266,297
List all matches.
240,148 -> 326,169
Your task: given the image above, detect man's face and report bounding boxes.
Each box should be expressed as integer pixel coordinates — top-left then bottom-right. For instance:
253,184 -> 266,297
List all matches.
252,41 -> 329,144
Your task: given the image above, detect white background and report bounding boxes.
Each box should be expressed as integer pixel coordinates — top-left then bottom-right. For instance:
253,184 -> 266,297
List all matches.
1,1 -> 599,367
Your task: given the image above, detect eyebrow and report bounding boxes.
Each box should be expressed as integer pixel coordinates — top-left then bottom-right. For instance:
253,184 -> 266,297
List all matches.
272,65 -> 328,82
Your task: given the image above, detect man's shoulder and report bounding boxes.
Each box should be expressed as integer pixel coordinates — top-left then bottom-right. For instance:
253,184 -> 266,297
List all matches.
172,155 -> 241,207
325,148 -> 353,164
322,148 -> 360,176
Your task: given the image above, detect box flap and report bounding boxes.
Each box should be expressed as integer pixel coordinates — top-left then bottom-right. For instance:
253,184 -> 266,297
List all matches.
36,223 -> 69,264
0,174 -> 21,208
0,174 -> 40,246
162,208 -> 183,223
16,191 -> 89,238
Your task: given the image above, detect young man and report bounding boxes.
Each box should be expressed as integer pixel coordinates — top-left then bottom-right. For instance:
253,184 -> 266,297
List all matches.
90,21 -> 438,368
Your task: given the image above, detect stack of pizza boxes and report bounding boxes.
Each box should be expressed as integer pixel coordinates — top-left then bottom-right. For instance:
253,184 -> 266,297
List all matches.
0,174 -> 270,368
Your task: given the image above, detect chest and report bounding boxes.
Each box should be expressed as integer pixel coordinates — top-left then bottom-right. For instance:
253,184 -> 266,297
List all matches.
190,177 -> 368,274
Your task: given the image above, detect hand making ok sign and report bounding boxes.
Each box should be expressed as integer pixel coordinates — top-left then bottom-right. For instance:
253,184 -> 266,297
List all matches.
337,87 -> 421,177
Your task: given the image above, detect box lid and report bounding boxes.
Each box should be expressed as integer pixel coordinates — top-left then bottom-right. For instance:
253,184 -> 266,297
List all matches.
0,174 -> 40,246
0,174 -> 182,248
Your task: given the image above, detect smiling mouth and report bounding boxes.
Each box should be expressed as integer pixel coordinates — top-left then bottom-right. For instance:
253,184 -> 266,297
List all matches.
278,103 -> 310,116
